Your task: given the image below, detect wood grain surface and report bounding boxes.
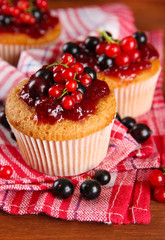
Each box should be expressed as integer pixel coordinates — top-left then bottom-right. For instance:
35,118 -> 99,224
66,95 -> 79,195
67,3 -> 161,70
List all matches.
0,1 -> 165,239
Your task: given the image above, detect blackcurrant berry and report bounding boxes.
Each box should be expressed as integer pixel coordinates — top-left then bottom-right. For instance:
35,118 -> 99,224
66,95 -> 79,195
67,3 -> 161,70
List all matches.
0,109 -> 10,129
32,8 -> 42,22
97,54 -> 114,70
0,15 -> 12,25
27,77 -> 51,98
34,68 -> 54,85
76,82 -> 86,95
132,32 -> 147,45
80,179 -> 101,200
100,31 -> 112,41
121,117 -> 136,130
52,178 -> 74,199
94,169 -> 111,185
84,37 -> 99,51
115,113 -> 122,122
62,42 -> 81,57
129,123 -> 152,143
84,67 -> 96,80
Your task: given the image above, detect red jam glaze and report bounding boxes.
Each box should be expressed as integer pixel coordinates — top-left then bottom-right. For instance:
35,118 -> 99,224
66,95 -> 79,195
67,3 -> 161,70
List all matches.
20,79 -> 110,124
0,11 -> 59,39
75,42 -> 159,81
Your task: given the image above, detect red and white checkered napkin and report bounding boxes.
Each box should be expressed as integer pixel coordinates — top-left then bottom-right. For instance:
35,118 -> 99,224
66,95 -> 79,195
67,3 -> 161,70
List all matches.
0,3 -> 164,225
0,119 -> 160,224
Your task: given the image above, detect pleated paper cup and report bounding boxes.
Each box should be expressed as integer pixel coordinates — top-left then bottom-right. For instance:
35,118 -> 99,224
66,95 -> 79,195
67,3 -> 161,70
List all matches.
0,42 -> 55,66
114,68 -> 161,118
10,122 -> 114,177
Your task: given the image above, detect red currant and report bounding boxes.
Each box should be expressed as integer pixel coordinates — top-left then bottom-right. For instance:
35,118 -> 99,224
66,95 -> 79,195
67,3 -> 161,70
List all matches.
53,65 -> 65,74
121,36 -> 137,52
20,12 -> 36,24
61,95 -> 75,110
53,71 -> 63,83
48,86 -> 62,98
71,63 -> 84,74
105,43 -> 121,58
78,73 -> 92,87
36,0 -> 48,9
62,68 -> 74,80
115,52 -> 130,67
65,79 -> 77,92
8,6 -> 20,16
95,42 -> 106,55
17,0 -> 29,11
1,4 -> 10,14
61,53 -> 74,66
56,83 -> 65,91
71,91 -> 83,103
149,169 -> 164,187
129,49 -> 141,62
0,165 -> 13,179
154,186 -> 165,203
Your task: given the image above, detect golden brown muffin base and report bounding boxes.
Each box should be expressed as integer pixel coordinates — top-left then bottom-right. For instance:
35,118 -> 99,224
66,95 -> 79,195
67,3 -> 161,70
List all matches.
6,79 -> 116,141
98,59 -> 161,88
0,22 -> 61,45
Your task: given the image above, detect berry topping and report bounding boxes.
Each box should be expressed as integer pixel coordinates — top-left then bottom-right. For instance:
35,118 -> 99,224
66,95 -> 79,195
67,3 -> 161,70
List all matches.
61,95 -> 75,110
76,82 -> 86,95
105,43 -> 121,58
95,42 -> 106,55
0,165 -> 13,179
129,49 -> 141,62
94,169 -> 111,185
48,86 -> 62,98
53,71 -> 63,83
71,90 -> 83,103
62,68 -> 74,80
32,8 -> 42,22
52,178 -> 74,199
71,62 -> 84,74
78,73 -> 92,87
133,32 -> 147,45
115,52 -> 130,67
34,68 -> 54,85
65,79 -> 77,92
129,123 -> 152,143
121,36 -> 137,52
80,179 -> 101,200
121,117 -> 136,130
27,77 -> 51,98
84,37 -> 99,51
62,42 -> 81,57
84,67 -> 97,80
97,54 -> 114,70
61,53 -> 74,66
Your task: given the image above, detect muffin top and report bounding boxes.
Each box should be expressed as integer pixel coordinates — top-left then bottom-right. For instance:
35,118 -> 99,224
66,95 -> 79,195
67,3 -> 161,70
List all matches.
61,30 -> 160,85
0,0 -> 60,44
6,54 -> 116,141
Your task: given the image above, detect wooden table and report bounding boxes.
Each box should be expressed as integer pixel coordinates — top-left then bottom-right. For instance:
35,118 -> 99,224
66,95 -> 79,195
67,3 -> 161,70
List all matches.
0,1 -> 165,239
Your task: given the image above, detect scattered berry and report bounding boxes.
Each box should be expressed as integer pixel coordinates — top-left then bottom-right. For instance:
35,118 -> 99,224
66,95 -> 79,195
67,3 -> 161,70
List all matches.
149,169 -> 164,187
154,186 -> 165,203
61,95 -> 75,110
0,165 -> 13,179
52,178 -> 74,199
80,179 -> 101,200
121,117 -> 136,130
94,169 -> 111,185
129,123 -> 152,143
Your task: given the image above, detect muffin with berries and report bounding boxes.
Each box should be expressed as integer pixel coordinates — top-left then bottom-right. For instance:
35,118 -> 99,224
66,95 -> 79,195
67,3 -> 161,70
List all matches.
0,0 -> 61,65
5,53 -> 116,176
62,31 -> 161,117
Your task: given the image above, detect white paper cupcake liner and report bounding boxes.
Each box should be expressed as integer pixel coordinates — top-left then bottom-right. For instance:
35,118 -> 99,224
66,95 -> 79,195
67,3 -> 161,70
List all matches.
114,68 -> 161,118
11,122 -> 114,176
0,42 -> 54,66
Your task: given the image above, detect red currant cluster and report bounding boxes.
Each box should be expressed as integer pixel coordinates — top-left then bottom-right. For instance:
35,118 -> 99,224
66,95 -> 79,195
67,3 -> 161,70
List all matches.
47,53 -> 93,110
0,0 -> 48,25
0,165 -> 13,178
149,167 -> 165,203
97,30 -> 141,67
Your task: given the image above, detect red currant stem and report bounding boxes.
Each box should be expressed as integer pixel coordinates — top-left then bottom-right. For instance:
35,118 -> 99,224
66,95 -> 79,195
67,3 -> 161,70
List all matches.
97,29 -> 120,44
57,88 -> 68,99
46,62 -> 69,69
160,165 -> 165,174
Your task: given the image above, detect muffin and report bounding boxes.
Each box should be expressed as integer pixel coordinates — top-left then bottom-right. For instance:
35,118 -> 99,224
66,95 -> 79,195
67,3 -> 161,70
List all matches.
6,54 -> 116,176
62,31 -> 161,118
0,0 -> 61,65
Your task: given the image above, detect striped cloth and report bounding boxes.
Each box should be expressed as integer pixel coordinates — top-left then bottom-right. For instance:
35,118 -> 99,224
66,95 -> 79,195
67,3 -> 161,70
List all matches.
0,3 -> 164,225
